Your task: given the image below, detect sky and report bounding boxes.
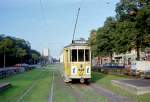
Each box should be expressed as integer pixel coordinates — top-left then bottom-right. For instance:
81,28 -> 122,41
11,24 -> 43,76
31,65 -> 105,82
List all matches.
0,0 -> 119,58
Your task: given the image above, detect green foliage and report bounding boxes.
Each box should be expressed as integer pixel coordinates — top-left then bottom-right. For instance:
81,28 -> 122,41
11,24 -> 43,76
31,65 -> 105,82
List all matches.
16,48 -> 27,58
0,37 -> 14,54
32,54 -> 39,60
136,4 -> 150,47
115,0 -> 150,21
89,0 -> 150,61
96,17 -> 116,58
31,50 -> 41,64
0,34 -> 41,67
114,20 -> 137,53
89,29 -> 97,57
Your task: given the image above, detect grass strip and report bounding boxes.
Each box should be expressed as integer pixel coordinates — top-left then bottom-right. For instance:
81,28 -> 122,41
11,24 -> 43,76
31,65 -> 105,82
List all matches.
92,72 -> 150,102
0,69 -> 43,102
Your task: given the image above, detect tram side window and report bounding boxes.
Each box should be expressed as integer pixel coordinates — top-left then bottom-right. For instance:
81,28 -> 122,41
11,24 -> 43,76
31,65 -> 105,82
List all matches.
78,49 -> 84,62
72,49 -> 77,62
85,49 -> 90,61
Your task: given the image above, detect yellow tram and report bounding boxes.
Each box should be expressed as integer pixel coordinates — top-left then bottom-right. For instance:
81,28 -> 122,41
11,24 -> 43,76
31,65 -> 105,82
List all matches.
63,39 -> 91,83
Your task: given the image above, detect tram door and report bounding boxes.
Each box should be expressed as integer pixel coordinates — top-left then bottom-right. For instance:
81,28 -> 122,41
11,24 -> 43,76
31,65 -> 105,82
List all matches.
63,49 -> 68,75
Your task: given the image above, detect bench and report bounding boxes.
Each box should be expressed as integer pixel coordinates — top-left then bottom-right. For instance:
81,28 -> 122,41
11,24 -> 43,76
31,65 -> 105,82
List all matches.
0,82 -> 11,92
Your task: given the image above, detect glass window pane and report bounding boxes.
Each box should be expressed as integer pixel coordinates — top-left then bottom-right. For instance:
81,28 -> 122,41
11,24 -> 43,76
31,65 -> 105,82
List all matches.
78,49 -> 84,62
85,50 -> 90,61
72,49 -> 77,62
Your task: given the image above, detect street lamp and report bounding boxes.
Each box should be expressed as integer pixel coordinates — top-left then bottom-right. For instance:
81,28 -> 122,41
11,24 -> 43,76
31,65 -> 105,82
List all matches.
3,47 -> 6,69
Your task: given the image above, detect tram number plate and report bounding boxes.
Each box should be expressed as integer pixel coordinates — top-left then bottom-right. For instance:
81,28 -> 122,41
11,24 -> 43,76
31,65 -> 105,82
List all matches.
71,66 -> 78,75
78,69 -> 84,71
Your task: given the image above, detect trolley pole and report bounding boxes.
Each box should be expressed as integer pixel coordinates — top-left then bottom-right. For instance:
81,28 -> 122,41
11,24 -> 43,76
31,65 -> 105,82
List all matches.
72,8 -> 80,43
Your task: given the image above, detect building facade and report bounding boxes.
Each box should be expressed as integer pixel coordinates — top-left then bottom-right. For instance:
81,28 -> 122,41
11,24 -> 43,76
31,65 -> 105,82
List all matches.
113,49 -> 146,65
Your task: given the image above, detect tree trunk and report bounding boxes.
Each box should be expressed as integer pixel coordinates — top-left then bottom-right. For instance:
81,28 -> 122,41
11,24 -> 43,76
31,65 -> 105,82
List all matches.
21,57 -> 22,64
110,52 -> 113,63
123,52 -> 126,66
136,46 -> 140,61
136,34 -> 141,61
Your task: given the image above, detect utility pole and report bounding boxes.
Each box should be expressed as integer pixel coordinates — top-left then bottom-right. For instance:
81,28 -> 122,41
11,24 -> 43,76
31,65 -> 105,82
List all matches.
3,47 -> 5,68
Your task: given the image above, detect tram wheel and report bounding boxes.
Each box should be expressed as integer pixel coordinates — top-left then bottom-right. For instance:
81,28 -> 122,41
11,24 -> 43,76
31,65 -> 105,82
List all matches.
80,78 -> 85,83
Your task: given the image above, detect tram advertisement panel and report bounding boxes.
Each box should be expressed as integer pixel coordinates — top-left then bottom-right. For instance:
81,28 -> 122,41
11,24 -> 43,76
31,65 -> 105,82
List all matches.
71,66 -> 78,75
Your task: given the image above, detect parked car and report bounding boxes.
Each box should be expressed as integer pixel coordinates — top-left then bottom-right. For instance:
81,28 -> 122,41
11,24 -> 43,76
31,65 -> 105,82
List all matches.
131,61 -> 150,78
141,70 -> 150,79
103,63 -> 125,69
14,63 -> 28,67
14,63 -> 30,70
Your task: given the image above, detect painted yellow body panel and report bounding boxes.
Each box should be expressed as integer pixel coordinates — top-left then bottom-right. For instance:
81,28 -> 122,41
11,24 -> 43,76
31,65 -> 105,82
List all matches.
63,45 -> 91,81
69,62 -> 91,78
63,48 -> 70,76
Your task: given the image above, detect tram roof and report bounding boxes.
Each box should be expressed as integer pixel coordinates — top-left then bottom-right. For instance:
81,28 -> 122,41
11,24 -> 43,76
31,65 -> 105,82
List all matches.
64,40 -> 89,48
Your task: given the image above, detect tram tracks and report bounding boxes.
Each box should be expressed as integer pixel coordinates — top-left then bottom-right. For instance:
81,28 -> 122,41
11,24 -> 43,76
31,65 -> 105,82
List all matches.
67,81 -> 135,102
88,83 -> 136,102
52,65 -> 136,102
16,71 -> 44,102
67,83 -> 86,102
55,68 -> 105,102
53,70 -> 85,102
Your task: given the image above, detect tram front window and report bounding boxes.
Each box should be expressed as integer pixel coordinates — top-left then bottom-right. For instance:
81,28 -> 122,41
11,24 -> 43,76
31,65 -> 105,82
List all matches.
71,49 -> 77,62
78,49 -> 84,62
85,49 -> 90,61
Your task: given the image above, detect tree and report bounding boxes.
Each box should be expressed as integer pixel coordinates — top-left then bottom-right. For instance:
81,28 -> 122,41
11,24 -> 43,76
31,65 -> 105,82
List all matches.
114,20 -> 137,53
16,48 -> 27,63
89,29 -> 97,57
31,50 -> 41,64
115,0 -> 138,21
15,38 -> 31,63
32,54 -> 39,64
0,37 -> 14,68
115,0 -> 150,60
0,37 -> 14,51
0,34 -> 41,67
89,0 -> 150,61
136,4 -> 150,45
96,17 -> 116,61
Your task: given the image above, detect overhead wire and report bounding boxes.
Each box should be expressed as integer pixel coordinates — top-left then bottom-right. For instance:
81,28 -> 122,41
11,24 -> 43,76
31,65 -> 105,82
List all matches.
39,0 -> 47,25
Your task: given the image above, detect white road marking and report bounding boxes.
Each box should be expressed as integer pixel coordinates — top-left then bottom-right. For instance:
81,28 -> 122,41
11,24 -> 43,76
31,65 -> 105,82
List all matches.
48,72 -> 54,102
